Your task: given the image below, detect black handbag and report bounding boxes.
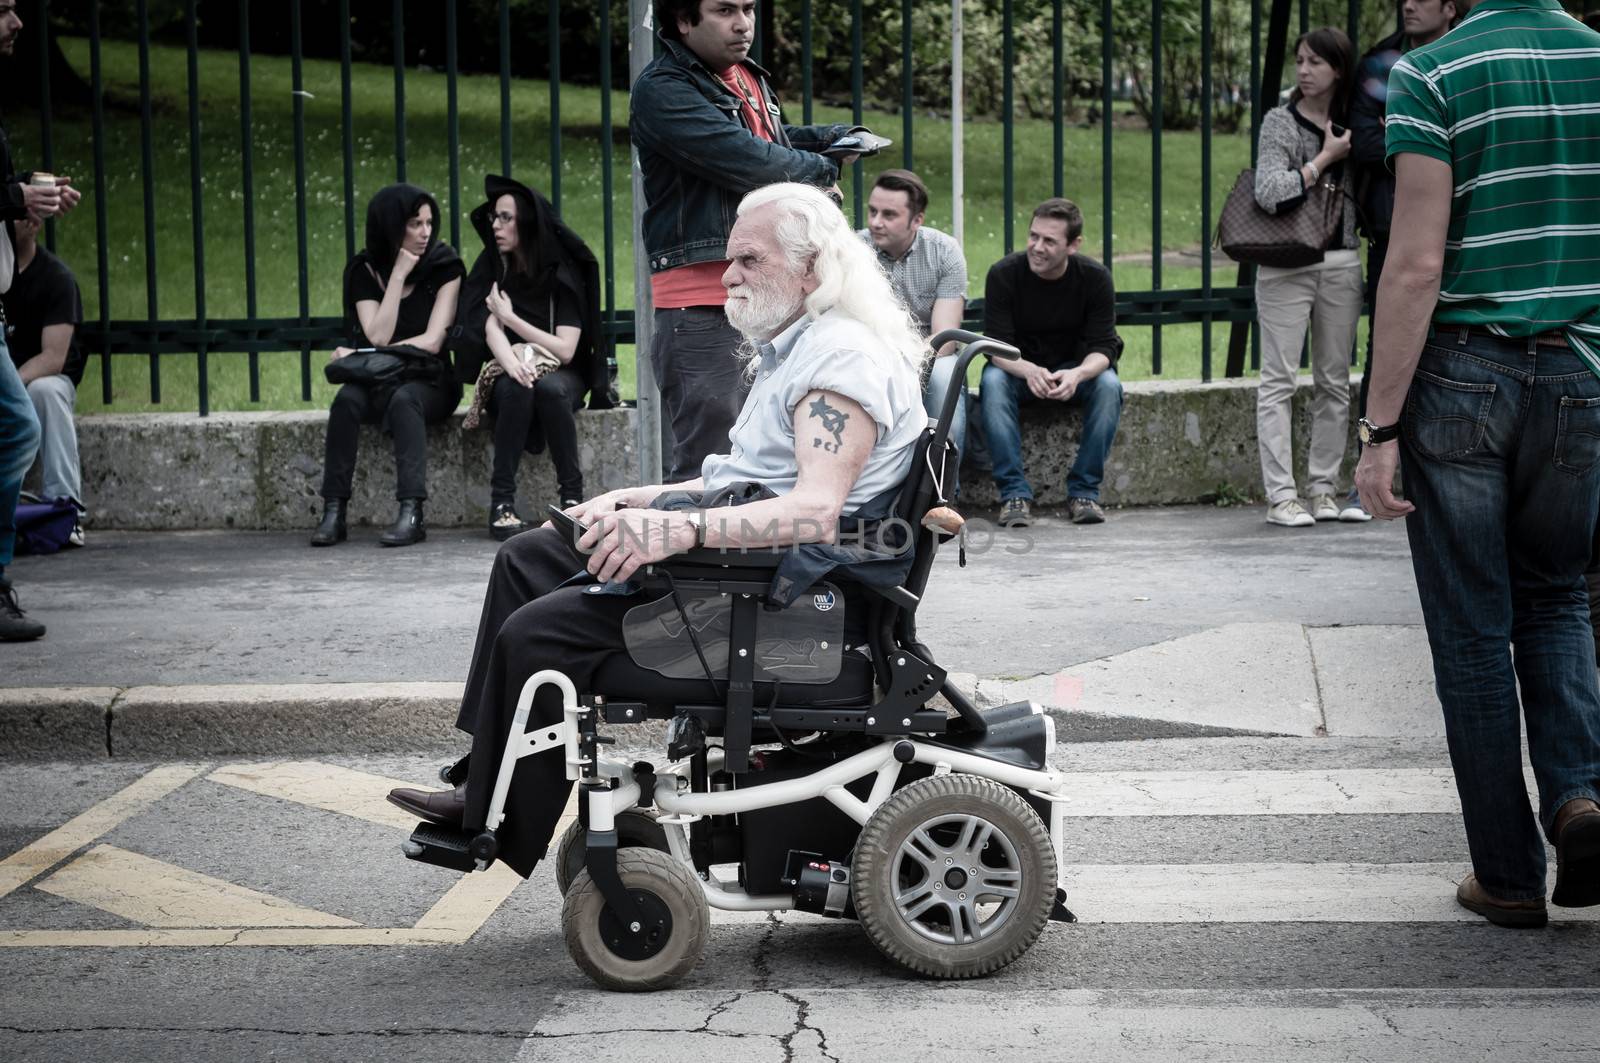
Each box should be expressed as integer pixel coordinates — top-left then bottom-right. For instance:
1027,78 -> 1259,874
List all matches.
324,343 -> 447,390
1215,168 -> 1345,269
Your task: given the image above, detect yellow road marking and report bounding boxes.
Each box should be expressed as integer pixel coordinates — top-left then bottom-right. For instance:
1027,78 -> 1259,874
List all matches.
207,760 -> 426,832
414,862 -> 524,938
0,764 -> 205,902
35,845 -> 358,928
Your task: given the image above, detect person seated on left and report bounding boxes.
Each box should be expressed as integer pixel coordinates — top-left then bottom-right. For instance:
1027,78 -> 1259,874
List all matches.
386,181 -> 930,877
453,174 -> 606,541
2,214 -> 86,547
311,183 -> 465,548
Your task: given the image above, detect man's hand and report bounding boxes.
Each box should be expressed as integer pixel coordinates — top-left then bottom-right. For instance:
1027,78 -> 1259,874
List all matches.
1045,367 -> 1080,401
1020,360 -> 1056,400
55,177 -> 81,214
580,508 -> 696,583
21,181 -> 61,217
1355,443 -> 1414,519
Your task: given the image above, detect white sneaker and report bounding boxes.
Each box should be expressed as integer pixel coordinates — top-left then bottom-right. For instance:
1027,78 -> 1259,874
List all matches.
1308,493 -> 1341,522
1266,499 -> 1315,527
1338,496 -> 1374,523
67,522 -> 85,548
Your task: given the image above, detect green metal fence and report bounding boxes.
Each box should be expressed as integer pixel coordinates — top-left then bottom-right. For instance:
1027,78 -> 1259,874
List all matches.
20,0 -> 1369,414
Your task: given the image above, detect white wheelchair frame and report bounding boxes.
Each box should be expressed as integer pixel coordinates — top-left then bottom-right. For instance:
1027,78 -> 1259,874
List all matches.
485,670 -> 1073,916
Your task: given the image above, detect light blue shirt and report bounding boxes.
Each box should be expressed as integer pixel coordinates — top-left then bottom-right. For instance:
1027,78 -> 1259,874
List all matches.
700,312 -> 925,513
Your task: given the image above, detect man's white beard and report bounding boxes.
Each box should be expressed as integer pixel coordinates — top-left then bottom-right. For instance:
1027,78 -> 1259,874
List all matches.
726,279 -> 803,343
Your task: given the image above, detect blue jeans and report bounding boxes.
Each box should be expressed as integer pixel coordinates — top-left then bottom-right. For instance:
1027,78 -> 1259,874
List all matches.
924,354 -> 968,498
1402,330 -> 1600,901
1,338 -> 43,571
979,362 -> 1123,502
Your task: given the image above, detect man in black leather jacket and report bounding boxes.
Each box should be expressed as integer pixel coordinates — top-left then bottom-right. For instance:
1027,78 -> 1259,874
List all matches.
630,0 -> 852,482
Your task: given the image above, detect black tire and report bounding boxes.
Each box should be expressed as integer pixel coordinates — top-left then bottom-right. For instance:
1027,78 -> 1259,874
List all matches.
562,847 -> 710,992
852,773 -> 1056,979
554,809 -> 671,896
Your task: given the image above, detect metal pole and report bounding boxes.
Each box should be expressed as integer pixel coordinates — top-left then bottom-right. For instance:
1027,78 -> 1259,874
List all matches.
951,0 -> 963,247
902,0 -> 914,170
1201,0 -> 1213,382
240,0 -> 260,402
1101,0 -> 1113,274
600,0 -> 617,375
629,0 -> 661,485
549,0 -> 562,210
339,0 -> 355,261
851,0 -> 864,227
1002,0 -> 1014,254
291,0 -> 313,399
1052,0 -> 1064,198
186,0 -> 208,415
136,0 -> 160,402
801,0 -> 813,125
89,0 -> 112,403
447,0 -> 461,249
35,0 -> 53,251
393,0 -> 406,183
500,0 -> 513,174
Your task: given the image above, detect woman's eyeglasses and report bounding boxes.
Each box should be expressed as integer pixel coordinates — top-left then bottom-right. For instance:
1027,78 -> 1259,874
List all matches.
491,211 -> 516,226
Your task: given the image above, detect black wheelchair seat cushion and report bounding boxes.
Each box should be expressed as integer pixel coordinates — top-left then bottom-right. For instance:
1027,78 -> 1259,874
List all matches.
591,646 -> 878,716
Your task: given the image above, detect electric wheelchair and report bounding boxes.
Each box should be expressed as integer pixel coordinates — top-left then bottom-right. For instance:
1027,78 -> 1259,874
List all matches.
403,329 -> 1077,991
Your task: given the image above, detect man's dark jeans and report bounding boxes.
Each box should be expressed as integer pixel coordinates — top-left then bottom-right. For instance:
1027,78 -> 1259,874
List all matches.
979,362 -> 1123,502
650,306 -> 748,483
1402,329 -> 1600,901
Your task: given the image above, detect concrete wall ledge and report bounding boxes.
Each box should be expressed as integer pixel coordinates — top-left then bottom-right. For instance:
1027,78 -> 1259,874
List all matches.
75,377 -> 1360,530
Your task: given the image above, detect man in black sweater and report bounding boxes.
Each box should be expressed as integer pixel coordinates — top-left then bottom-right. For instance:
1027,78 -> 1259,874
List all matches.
978,198 -> 1123,527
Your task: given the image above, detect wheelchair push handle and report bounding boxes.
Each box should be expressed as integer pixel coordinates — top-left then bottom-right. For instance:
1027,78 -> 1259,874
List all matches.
925,331 -> 1021,455
929,329 -> 1021,362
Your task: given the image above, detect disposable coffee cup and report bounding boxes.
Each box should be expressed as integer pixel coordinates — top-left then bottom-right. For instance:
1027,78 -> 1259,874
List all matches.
30,173 -> 57,187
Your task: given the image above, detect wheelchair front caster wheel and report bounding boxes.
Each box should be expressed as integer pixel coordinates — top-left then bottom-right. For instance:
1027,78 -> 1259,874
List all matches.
852,773 -> 1057,979
562,847 -> 709,991
554,809 -> 670,896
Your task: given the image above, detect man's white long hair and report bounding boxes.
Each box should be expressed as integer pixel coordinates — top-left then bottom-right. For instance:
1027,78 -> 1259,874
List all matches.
735,183 -> 931,376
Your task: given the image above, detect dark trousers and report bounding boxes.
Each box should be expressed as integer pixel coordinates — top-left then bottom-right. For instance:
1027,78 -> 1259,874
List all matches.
1402,331 -> 1600,900
650,306 -> 747,482
1356,236 -> 1388,423
320,378 -> 460,501
488,367 -> 585,506
455,526 -> 665,876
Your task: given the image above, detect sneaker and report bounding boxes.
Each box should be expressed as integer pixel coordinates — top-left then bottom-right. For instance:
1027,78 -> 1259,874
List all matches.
1265,499 -> 1315,527
1455,872 -> 1548,929
67,521 -> 85,548
0,581 -> 46,642
1338,494 -> 1374,523
1067,497 -> 1106,525
998,497 -> 1032,528
1308,493 -> 1341,522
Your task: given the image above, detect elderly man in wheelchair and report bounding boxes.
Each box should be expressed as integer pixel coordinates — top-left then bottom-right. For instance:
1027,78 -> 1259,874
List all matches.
387,182 -> 1075,991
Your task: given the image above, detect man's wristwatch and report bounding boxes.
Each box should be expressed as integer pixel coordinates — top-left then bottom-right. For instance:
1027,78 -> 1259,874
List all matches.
1357,417 -> 1400,445
684,510 -> 707,548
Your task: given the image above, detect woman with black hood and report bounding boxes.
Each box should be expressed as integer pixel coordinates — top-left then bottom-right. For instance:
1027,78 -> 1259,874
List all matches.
311,183 -> 465,548
454,174 -> 605,539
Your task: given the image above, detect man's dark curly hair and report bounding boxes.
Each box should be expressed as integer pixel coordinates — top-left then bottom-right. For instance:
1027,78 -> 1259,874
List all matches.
655,0 -> 706,42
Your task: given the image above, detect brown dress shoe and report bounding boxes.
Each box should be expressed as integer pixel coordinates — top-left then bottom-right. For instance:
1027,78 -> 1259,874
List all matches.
1552,797 -> 1600,908
1455,873 -> 1548,929
386,783 -> 467,828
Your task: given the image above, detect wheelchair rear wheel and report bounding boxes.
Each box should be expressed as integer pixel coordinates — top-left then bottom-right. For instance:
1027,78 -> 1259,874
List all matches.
852,773 -> 1056,978
563,847 -> 710,992
554,809 -> 670,896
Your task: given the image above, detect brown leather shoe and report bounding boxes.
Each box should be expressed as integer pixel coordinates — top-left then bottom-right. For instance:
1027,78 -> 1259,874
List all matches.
1455,873 -> 1548,929
1552,797 -> 1600,908
386,783 -> 467,828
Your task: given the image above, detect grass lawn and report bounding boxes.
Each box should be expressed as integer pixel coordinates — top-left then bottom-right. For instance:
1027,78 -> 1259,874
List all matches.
7,37 -> 1335,414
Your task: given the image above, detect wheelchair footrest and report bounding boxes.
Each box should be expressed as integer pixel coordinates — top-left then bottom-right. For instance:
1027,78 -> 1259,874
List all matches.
402,822 -> 497,873
1051,887 -> 1077,923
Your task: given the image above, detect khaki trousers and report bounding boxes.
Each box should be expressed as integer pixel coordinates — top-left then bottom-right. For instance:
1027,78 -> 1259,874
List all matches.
1254,263 -> 1364,504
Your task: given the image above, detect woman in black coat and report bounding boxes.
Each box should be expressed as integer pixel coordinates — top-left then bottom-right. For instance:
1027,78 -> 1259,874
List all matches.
454,175 -> 607,539
311,184 -> 465,547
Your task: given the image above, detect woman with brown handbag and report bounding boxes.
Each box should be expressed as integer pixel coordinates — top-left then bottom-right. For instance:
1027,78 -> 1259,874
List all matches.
1252,28 -> 1364,529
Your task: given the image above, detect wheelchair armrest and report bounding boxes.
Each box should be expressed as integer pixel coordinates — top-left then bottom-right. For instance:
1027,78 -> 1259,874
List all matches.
657,545 -> 789,569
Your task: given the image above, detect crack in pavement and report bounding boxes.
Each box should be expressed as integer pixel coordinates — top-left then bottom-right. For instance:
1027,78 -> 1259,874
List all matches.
777,990 -> 840,1063
693,990 -> 747,1034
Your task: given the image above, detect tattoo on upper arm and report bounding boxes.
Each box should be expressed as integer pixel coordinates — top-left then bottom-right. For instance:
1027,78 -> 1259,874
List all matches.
808,395 -> 849,454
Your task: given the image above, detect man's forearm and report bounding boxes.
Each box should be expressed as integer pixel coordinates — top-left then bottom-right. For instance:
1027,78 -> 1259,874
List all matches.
16,348 -> 68,385
1074,352 -> 1111,382
1366,261 -> 1442,426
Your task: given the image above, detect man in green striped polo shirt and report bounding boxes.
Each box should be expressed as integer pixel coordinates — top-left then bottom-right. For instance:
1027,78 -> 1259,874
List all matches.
1355,0 -> 1600,928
